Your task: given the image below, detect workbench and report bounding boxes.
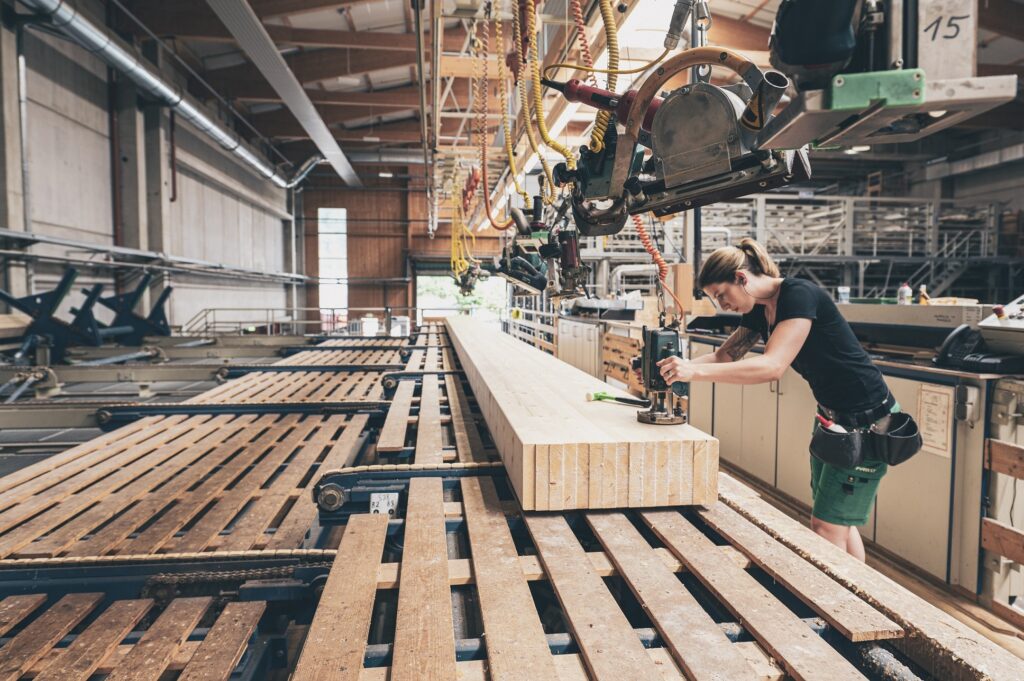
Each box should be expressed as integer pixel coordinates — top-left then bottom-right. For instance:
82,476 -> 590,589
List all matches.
687,332 -> 1016,597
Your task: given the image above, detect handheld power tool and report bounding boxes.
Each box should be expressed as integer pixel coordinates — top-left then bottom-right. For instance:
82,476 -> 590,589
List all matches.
632,325 -> 688,425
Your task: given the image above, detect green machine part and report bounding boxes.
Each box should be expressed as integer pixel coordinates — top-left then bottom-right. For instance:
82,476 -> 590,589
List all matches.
829,68 -> 926,110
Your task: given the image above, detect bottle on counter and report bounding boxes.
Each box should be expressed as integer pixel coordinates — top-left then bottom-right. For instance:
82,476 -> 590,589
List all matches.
918,285 -> 930,305
897,282 -> 912,305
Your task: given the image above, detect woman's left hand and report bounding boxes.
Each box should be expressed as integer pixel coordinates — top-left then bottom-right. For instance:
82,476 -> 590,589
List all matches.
657,356 -> 695,384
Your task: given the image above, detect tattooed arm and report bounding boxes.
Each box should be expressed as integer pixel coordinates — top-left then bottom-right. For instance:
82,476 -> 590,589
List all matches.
714,326 -> 762,363
660,318 -> 811,385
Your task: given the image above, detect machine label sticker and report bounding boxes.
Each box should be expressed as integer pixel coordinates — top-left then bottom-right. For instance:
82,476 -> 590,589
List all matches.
917,383 -> 955,459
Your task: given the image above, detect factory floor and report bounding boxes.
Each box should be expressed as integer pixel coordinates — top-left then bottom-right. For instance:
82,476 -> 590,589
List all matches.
726,464 -> 1024,661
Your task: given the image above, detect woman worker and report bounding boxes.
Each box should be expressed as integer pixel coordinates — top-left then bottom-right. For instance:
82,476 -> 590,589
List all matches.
656,238 -> 904,560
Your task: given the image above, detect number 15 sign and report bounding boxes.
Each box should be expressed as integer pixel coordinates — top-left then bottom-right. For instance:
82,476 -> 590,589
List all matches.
920,0 -> 976,81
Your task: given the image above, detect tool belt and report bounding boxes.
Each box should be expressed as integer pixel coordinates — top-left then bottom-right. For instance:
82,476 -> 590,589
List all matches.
810,393 -> 923,469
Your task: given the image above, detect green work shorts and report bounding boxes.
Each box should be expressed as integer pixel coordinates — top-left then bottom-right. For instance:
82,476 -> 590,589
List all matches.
809,402 -> 900,527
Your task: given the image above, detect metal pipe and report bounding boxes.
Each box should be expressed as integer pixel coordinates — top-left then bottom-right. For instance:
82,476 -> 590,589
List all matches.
17,0 -> 316,189
15,24 -> 32,295
611,264 -> 659,292
168,109 -> 177,202
5,374 -> 38,403
77,349 -> 159,366
0,248 -> 303,285
412,0 -> 433,235
341,150 -> 429,165
0,377 -> 22,397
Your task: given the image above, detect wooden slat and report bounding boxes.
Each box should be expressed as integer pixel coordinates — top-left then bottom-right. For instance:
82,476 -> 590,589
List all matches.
525,513 -> 663,679
291,513 -> 389,680
117,416 -> 314,555
34,599 -> 154,681
414,375 -> 444,464
267,414 -> 370,550
0,416 -> 202,537
446,316 -> 716,509
697,503 -> 904,643
986,438 -> 1024,479
66,416 -> 262,557
717,473 -> 1024,681
29,416 -> 261,557
642,510 -> 865,681
218,416 -> 365,551
390,478 -> 457,680
0,416 -> 175,498
446,374 -> 487,463
170,418 -> 332,553
0,416 -> 231,558
177,601 -> 266,681
982,517 -> 1024,565
378,381 -> 415,452
585,512 -> 758,680
104,597 -> 212,681
461,478 -> 558,680
359,646 -> 782,681
0,594 -> 47,637
0,593 -> 103,681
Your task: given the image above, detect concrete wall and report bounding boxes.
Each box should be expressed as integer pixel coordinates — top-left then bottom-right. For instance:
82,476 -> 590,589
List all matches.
3,13 -> 295,329
950,161 -> 1024,211
24,29 -> 112,245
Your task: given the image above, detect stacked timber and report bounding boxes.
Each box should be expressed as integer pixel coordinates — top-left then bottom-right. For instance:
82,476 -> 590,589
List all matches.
446,316 -> 717,510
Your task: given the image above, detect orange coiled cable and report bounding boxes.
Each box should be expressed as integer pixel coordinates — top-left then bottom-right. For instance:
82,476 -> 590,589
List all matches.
632,214 -> 687,313
569,0 -> 598,87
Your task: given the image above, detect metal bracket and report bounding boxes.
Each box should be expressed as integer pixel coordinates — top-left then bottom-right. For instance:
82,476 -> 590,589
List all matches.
314,463 -> 505,523
96,400 -> 390,431
220,364 -> 405,379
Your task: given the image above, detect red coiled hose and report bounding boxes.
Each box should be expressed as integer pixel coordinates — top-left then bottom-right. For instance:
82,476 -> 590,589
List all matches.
632,214 -> 687,313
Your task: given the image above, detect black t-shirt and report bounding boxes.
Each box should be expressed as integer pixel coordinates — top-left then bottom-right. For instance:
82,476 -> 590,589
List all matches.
740,278 -> 889,412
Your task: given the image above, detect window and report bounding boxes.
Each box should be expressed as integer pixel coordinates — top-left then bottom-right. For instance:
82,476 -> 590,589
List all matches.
318,208 -> 347,329
416,274 -> 508,328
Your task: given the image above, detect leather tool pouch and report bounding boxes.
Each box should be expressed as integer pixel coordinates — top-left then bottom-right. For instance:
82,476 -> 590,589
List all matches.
867,412 -> 923,466
810,412 -> 923,468
810,426 -> 867,469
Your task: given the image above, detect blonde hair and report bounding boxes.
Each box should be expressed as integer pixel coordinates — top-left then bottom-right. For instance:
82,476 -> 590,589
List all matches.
698,238 -> 780,288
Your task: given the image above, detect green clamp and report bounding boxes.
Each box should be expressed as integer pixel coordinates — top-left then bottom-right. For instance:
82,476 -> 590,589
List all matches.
830,69 -> 926,111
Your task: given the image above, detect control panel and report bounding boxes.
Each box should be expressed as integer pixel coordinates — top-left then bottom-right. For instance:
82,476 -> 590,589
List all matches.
978,293 -> 1024,356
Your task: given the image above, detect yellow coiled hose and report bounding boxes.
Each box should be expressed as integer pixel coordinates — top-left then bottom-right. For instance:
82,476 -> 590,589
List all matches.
525,0 -> 575,170
589,0 -> 619,152
512,1 -> 558,203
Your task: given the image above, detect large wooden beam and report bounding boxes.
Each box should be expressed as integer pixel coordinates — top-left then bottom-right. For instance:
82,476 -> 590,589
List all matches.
211,49 -> 416,91
265,115 -> 493,141
445,317 -> 718,511
136,9 -> 468,53
251,0 -> 375,20
250,84 -> 498,131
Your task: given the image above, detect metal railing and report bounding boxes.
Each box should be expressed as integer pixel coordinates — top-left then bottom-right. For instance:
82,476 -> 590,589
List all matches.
698,193 -> 997,261
182,307 -> 421,336
180,306 -> 496,336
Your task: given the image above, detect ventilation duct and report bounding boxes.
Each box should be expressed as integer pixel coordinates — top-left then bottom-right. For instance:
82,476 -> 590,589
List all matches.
19,0 -> 318,189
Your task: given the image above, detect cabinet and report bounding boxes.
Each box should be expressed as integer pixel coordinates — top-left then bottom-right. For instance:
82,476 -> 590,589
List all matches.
692,342 -> 776,486
691,339 -> 958,580
556,319 -> 603,378
689,343 -> 714,433
873,376 -> 954,580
